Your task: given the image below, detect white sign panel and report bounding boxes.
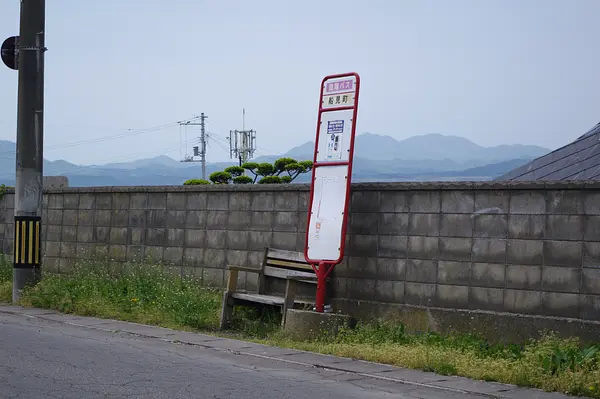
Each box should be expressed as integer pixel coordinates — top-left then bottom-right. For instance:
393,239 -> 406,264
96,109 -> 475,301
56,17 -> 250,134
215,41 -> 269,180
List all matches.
321,76 -> 357,110
316,109 -> 353,163
306,165 -> 349,261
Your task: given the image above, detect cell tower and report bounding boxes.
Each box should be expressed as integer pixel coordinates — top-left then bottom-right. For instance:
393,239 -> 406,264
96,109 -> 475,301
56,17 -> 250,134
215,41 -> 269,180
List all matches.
229,108 -> 256,166
179,113 -> 208,180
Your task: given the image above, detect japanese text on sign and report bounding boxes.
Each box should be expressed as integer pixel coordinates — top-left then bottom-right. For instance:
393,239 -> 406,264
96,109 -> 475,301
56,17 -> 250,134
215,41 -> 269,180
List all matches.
326,79 -> 353,93
327,120 -> 344,134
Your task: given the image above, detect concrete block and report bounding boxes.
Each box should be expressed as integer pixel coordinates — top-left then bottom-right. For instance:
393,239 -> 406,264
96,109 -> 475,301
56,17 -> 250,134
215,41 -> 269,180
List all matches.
251,192 -> 274,211
109,244 -> 127,262
506,265 -> 541,290
474,191 -> 509,213
349,212 -> 377,235
186,210 -> 207,229
375,280 -> 405,303
62,193 -> 79,209
203,249 -> 226,269
62,210 -> 78,226
583,242 -> 600,268
437,261 -> 470,285
248,231 -> 273,251
273,211 -> 299,232
166,192 -> 186,210
542,266 -> 580,293
77,210 -> 94,226
95,210 -> 111,226
545,215 -> 583,241
283,309 -> 356,340
226,230 -> 249,250
227,192 -> 251,211
298,191 -> 309,211
45,225 -> 61,242
126,246 -> 145,263
206,210 -> 228,230
130,228 -> 144,245
407,236 -> 438,259
346,277 -> 375,301
147,210 -> 166,228
44,241 -> 60,257
440,214 -> 473,237
405,282 -> 436,306
47,209 -> 62,225
76,243 -> 93,258
2,239 -> 12,255
247,251 -> 264,268
185,229 -> 206,248
351,191 -> 381,213
145,228 -> 166,246
109,227 -> 128,245
504,289 -> 542,315
274,192 -> 299,211
436,284 -> 469,309
441,191 -> 475,213
111,210 -> 128,227
582,269 -> 600,295
584,216 -> 600,241
47,194 -> 63,209
348,234 -> 378,257
410,192 -> 440,213
409,213 -> 439,236
166,228 -> 184,246
43,257 -> 60,273
245,271 -> 259,292
205,230 -> 226,249
508,214 -> 545,239
91,193 -> 110,210
61,227 -> 77,242
377,258 -> 406,281
406,259 -> 438,283
144,246 -> 163,263
347,257 -> 378,279
163,246 -> 183,265
203,268 -> 224,287
206,192 -> 229,211
507,239 -> 543,265
76,226 -> 93,243
380,191 -> 410,213
130,193 -> 148,209
272,231 -> 297,251
79,194 -> 95,210
183,248 -> 204,267
584,192 -> 600,215
547,190 -> 584,214
543,240 -> 582,267
298,212 -> 308,232
542,292 -> 579,318
93,227 -> 109,243
59,258 -> 76,274
94,244 -> 109,260
469,287 -> 504,311
378,213 -> 408,235
440,237 -> 472,262
226,250 -> 249,267
471,263 -> 505,288
227,210 -> 251,230
295,232 -> 305,252
509,191 -> 546,214
251,211 -> 273,231
580,294 -> 600,320
473,214 -> 507,238
166,210 -> 186,229
186,193 -> 207,210
112,193 -> 129,210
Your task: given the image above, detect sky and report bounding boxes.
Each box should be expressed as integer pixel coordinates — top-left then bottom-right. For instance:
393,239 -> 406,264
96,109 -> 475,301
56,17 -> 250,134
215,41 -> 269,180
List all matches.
0,0 -> 599,165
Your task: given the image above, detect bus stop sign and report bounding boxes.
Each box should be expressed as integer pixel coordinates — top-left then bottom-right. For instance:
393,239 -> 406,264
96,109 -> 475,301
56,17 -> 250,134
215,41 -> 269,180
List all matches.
1,36 -> 19,71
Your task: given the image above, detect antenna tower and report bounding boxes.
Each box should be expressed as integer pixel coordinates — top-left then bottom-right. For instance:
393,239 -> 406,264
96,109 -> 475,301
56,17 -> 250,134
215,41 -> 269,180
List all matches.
229,108 -> 256,167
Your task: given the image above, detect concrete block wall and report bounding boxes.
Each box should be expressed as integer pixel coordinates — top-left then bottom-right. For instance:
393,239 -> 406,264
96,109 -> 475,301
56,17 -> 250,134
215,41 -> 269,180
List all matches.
0,182 -> 599,340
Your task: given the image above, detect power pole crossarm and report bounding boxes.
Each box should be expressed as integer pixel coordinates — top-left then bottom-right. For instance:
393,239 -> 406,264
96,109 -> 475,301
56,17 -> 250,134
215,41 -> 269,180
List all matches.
13,0 -> 46,302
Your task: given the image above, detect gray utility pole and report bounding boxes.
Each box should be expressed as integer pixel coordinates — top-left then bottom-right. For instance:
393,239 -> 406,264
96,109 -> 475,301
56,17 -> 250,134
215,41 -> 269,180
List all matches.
13,0 -> 46,302
179,113 -> 208,180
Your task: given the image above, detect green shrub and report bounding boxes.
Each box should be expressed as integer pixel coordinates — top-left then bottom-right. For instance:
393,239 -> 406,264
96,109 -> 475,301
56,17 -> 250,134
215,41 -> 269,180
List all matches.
183,179 -> 210,185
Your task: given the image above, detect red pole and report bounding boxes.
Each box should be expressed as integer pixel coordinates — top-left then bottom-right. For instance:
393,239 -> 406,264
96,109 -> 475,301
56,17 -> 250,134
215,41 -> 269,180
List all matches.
315,261 -> 327,313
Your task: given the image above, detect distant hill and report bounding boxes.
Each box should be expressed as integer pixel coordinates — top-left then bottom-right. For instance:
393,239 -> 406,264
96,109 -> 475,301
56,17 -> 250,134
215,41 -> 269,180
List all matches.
0,133 -> 550,186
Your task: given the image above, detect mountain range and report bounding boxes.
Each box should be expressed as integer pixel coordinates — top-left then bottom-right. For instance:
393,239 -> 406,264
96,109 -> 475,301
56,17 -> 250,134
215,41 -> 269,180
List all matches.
0,133 -> 550,186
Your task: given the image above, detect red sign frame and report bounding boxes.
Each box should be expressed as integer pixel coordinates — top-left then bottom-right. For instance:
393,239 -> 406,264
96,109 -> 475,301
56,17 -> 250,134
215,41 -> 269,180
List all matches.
304,72 -> 361,312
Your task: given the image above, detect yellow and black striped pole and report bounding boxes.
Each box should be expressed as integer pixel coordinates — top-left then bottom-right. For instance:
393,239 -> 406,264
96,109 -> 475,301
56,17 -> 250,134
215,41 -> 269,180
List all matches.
13,216 -> 41,269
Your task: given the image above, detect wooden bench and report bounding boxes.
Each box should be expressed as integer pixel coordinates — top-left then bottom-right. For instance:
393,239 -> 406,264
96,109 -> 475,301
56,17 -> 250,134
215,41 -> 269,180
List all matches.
219,248 -> 321,329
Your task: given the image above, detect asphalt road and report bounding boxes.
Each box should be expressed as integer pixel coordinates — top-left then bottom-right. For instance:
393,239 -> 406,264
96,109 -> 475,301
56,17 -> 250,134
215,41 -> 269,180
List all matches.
0,311 -> 562,399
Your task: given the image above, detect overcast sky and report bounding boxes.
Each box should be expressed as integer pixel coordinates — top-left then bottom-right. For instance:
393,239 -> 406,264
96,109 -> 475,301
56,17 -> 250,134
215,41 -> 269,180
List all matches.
0,0 -> 599,165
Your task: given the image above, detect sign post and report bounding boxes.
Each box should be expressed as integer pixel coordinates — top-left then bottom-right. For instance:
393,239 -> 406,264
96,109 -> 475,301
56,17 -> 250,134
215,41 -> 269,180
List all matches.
304,72 -> 360,313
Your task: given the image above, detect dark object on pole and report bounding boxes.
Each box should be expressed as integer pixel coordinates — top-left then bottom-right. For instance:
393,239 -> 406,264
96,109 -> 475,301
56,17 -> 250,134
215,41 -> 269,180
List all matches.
1,36 -> 19,70
13,0 -> 46,302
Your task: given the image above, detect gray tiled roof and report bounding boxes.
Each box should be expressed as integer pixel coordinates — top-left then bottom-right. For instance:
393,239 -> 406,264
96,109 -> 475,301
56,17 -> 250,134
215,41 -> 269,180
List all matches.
496,122 -> 600,181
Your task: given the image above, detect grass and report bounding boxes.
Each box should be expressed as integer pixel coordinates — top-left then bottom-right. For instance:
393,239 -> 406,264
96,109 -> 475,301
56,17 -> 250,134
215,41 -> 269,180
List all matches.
0,256 -> 599,398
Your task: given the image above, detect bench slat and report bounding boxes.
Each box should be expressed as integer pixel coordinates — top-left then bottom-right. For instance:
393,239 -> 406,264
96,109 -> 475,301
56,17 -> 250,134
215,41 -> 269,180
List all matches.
267,248 -> 308,263
266,259 -> 314,271
231,293 -> 314,306
263,266 -> 317,282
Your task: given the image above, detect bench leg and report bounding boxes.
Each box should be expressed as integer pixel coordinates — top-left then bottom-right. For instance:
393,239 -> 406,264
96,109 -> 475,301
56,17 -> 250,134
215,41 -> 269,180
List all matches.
281,279 -> 297,327
219,292 -> 234,329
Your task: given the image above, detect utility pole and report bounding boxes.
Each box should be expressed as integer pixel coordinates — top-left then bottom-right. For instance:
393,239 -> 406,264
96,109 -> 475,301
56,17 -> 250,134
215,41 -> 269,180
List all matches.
13,0 -> 46,302
179,113 -> 207,180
